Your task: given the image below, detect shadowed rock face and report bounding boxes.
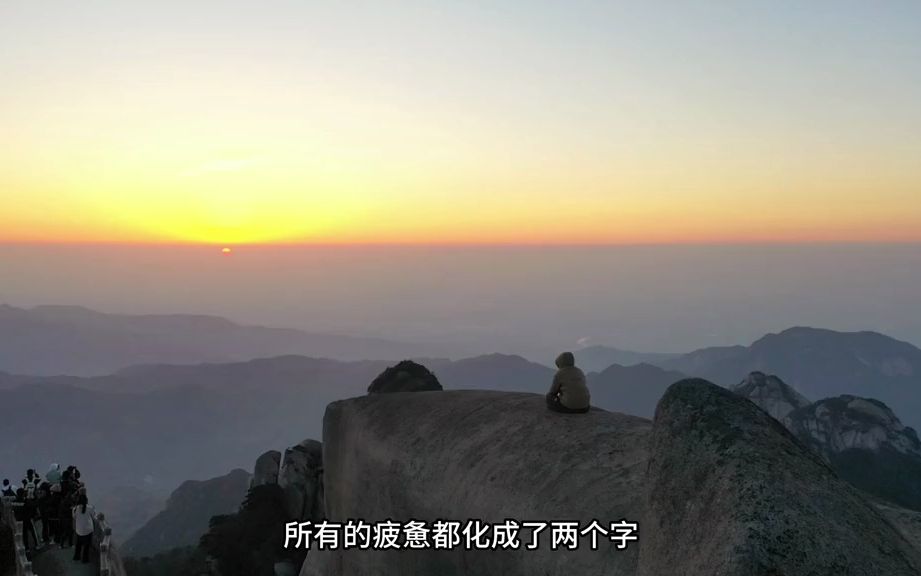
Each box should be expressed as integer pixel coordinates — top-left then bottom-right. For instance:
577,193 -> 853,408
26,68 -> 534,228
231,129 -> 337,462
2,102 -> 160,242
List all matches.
367,360 -> 443,394
640,379 -> 921,576
784,395 -> 921,512
279,439 -> 324,522
786,395 -> 921,457
877,502 -> 921,552
304,384 -> 921,576
251,450 -> 281,488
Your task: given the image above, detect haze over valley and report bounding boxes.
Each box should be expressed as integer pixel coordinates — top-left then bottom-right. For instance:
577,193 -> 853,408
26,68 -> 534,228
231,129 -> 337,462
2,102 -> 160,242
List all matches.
4,243 -> 921,357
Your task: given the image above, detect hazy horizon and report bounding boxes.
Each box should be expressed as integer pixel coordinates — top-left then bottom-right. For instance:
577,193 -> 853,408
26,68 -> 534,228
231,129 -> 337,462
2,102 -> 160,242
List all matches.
3,2 -> 920,353
3,242 -> 920,354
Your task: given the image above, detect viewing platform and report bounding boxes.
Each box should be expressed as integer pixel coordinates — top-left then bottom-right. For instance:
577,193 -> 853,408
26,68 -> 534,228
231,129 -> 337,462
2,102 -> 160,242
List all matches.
1,496 -> 126,576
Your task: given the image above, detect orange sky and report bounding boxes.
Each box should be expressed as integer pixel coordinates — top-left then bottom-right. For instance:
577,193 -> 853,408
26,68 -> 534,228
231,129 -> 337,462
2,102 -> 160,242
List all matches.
2,2 -> 920,246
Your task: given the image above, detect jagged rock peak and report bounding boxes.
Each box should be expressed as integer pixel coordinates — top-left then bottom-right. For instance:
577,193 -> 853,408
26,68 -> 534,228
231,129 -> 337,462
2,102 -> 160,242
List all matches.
251,450 -> 281,487
786,395 -> 921,457
279,439 -> 324,522
367,359 -> 442,394
731,370 -> 810,421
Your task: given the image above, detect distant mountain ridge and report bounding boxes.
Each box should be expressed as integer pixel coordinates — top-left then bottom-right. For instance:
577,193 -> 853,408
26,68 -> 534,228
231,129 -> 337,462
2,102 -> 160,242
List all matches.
0,304 -> 444,376
0,350 -> 705,504
0,353 -> 559,494
5,306 -> 921,514
587,363 -> 688,418
121,469 -> 252,558
573,345 -> 681,373
664,326 -> 921,431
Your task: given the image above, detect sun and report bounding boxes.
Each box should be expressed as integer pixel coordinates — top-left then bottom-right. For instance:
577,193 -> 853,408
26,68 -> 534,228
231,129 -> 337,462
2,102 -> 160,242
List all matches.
221,247 -> 233,255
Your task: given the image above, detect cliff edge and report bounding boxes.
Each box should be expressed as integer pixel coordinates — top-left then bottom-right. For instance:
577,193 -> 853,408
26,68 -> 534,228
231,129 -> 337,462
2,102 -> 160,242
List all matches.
303,382 -> 921,576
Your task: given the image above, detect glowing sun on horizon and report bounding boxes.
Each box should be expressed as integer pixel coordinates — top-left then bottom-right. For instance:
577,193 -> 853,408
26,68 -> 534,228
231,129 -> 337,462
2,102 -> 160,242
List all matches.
221,247 -> 233,255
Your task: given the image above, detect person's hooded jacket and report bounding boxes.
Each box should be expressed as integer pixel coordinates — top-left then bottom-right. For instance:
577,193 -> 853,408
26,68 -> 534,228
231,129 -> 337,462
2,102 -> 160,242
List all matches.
548,352 -> 590,410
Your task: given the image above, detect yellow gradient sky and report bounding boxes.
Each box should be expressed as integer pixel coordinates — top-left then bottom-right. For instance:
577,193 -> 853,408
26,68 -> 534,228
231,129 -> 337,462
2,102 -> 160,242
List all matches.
2,1 -> 920,245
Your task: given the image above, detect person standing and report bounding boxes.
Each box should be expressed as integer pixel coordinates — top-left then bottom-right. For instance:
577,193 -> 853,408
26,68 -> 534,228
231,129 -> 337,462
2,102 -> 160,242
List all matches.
38,482 -> 57,544
72,494 -> 94,563
23,469 -> 38,500
58,488 -> 74,548
15,485 -> 38,551
47,483 -> 62,544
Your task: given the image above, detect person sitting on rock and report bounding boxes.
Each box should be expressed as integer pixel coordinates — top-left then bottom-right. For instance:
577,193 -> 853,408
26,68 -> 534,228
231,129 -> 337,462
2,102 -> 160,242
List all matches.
546,352 -> 590,414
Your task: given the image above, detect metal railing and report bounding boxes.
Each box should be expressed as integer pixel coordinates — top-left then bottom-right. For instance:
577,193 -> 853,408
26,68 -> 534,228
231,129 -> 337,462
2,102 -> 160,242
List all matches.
0,496 -> 34,576
92,511 -> 126,576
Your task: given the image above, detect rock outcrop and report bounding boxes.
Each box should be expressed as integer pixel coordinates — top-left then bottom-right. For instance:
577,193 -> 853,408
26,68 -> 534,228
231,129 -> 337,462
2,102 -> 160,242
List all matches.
640,379 -> 920,575
279,439 -> 324,522
876,501 -> 921,552
785,395 -> 921,457
731,371 -> 810,421
304,390 -> 650,575
367,360 -> 442,394
302,383 -> 921,576
664,326 -> 921,432
252,450 -> 281,488
738,376 -> 921,512
784,395 -> 921,511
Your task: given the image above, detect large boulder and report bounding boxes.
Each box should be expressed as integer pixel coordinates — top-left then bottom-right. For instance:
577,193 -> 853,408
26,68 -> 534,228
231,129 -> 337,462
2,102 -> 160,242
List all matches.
304,391 -> 649,575
367,360 -> 442,394
303,384 -> 921,576
278,439 -> 324,521
251,450 -> 281,488
639,379 -> 921,576
877,502 -> 921,552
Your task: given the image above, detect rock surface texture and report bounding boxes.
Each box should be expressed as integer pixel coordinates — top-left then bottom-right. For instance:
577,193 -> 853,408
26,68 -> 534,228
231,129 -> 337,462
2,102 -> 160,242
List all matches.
785,395 -> 921,457
252,450 -> 282,487
279,439 -> 325,521
640,379 -> 920,576
302,383 -> 921,576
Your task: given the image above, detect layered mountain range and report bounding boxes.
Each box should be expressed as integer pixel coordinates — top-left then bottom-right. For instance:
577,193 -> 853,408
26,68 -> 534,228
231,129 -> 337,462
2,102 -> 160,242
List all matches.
121,469 -> 252,558
0,354 -> 669,494
4,308 -> 921,492
0,304 -> 442,377
666,326 -> 921,430
5,303 -> 921,567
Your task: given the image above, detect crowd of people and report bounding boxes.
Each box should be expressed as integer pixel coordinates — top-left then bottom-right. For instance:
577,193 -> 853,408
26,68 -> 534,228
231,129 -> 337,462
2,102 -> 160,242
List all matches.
1,464 -> 96,564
